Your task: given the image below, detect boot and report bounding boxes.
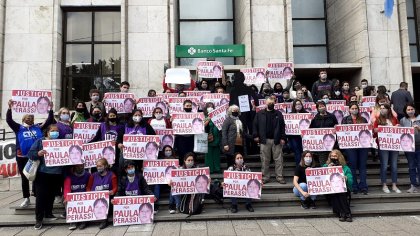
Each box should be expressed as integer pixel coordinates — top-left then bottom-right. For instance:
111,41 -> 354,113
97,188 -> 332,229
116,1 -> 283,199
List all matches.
309,198 -> 316,209
346,214 -> 353,222
339,213 -> 346,222
301,200 -> 309,209
231,204 -> 238,213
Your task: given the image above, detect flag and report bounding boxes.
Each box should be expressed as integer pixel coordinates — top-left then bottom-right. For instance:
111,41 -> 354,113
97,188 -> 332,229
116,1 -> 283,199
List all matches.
384,0 -> 394,18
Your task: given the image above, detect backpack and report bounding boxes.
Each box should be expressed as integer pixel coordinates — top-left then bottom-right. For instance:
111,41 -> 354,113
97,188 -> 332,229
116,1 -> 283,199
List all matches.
179,194 -> 205,215
205,179 -> 224,204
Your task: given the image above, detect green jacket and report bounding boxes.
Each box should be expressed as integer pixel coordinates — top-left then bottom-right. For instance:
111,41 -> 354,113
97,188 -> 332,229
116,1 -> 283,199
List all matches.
207,119 -> 220,147
322,164 -> 353,192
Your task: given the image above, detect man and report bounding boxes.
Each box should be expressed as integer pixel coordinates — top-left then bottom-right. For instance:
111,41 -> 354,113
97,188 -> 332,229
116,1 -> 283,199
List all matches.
85,89 -> 105,116
253,97 -> 287,184
173,100 -> 195,164
311,69 -> 333,102
120,81 -> 130,93
391,82 -> 414,120
356,79 -> 368,102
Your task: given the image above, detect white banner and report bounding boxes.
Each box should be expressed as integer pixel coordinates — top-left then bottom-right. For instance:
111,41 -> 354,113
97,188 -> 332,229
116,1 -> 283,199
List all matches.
123,135 -> 160,160
170,167 -> 210,195
66,191 -> 110,223
113,195 -> 155,226
306,166 -> 347,195
223,171 -> 262,199
42,139 -> 84,166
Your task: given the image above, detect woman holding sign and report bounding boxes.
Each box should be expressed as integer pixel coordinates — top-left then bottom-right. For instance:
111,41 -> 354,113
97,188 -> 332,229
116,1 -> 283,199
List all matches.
341,102 -> 369,195
293,151 -> 317,209
148,107 -> 171,130
204,102 -> 221,174
116,160 -> 154,197
289,99 -> 309,166
399,103 -> 420,193
56,107 -> 73,139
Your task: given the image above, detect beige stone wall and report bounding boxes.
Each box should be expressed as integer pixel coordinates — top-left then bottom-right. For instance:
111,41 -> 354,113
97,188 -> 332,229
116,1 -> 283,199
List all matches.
234,0 -> 251,66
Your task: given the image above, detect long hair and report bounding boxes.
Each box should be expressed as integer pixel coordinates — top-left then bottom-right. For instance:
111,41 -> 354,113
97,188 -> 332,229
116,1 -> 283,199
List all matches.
326,149 -> 347,166
377,103 -> 393,126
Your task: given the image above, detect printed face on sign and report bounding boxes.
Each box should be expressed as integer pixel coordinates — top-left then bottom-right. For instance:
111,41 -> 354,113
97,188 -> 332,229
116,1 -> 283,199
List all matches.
247,179 -> 261,199
195,175 -> 209,193
139,203 -> 153,224
145,142 -> 159,159
161,135 -> 174,148
333,110 -> 344,124
256,72 -> 265,81
330,174 -> 346,193
124,98 -> 135,113
192,118 -> 204,133
37,97 -> 50,114
213,65 -> 222,78
69,145 -> 83,164
359,130 -> 372,148
283,67 -> 293,78
323,134 -> 335,151
299,119 -> 311,130
102,147 -> 115,165
93,198 -> 108,220
165,166 -> 176,182
400,134 -> 414,152
155,102 -> 168,116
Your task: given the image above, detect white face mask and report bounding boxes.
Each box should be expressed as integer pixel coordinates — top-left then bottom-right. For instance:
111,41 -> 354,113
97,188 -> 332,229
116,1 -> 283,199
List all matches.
155,114 -> 163,120
361,84 -> 367,89
304,157 -> 312,166
207,108 -> 214,113
334,91 -> 341,96
132,116 -> 142,123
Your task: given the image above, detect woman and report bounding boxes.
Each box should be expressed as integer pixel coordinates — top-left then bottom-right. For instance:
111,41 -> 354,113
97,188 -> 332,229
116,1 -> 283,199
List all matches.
341,102 -> 369,195
373,103 -> 400,193
289,99 -> 308,166
399,103 -> 420,193
370,94 -> 396,124
115,160 -> 154,197
341,81 -> 352,104
86,158 -> 117,229
293,151 -> 317,209
259,83 -> 272,99
87,106 -> 105,123
198,80 -> 209,91
6,99 -> 54,208
323,150 -> 353,222
139,203 -> 154,224
331,79 -> 343,100
204,102 -> 221,173
71,101 -> 90,124
28,124 -> 64,230
227,152 -> 254,213
85,89 -> 105,116
56,107 -> 73,139
222,105 -> 248,167
123,109 -> 155,135
160,145 -> 177,159
148,107 -> 171,130
272,82 -> 284,102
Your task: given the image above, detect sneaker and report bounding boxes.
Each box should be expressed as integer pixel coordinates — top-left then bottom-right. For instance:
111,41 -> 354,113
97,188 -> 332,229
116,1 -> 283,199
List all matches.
44,214 -> 57,222
407,185 -> 417,193
169,209 -> 176,214
78,222 -> 87,230
34,221 -> 42,230
245,204 -> 254,212
231,205 -> 238,213
98,221 -> 108,229
68,223 -> 77,230
58,213 -> 66,219
301,200 -> 309,209
54,196 -> 63,204
382,186 -> 390,194
309,199 -> 317,209
345,214 -> 353,222
276,177 -> 286,184
20,198 -> 30,208
392,187 -> 401,193
360,189 -> 368,195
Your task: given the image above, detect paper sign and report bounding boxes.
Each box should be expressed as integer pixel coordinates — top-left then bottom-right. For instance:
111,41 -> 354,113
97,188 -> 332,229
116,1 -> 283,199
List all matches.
306,166 -> 347,195
0,140 -> 19,178
73,122 -> 101,144
143,160 -> 179,185
82,141 -> 115,168
136,97 -> 163,117
378,126 -> 415,152
42,139 -> 84,166
223,171 -> 262,199
241,68 -> 266,86
362,96 -> 376,107
113,195 -> 155,226
123,135 -> 160,160
66,191 -> 110,223
302,128 -> 336,151
155,129 -> 174,150
202,93 -> 230,107
171,113 -> 205,134
336,124 -> 374,149
103,93 -> 136,114
283,113 -> 312,135
208,103 -> 229,130
168,97 -> 200,114
12,90 -> 52,115
170,167 -> 210,195
238,95 -> 250,112
197,61 -> 223,78
266,62 -> 294,85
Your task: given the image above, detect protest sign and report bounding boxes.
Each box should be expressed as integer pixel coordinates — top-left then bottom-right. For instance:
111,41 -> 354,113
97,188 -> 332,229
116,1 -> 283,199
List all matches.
73,122 -> 101,143
202,93 -> 230,107
238,95 -> 250,112
82,141 -> 115,168
103,93 -> 136,114
168,97 -> 200,114
241,67 -> 266,86
66,191 -> 110,223
165,68 -> 190,84
283,113 -> 312,135
113,195 -> 155,226
359,106 -> 372,123
303,102 -> 317,115
266,62 -> 294,85
362,96 -> 376,107
336,124 -> 374,149
208,103 -> 229,130
123,135 -> 160,160
11,90 -> 52,115
197,61 -> 224,78
172,113 -> 205,134
136,97 -> 163,117
302,128 -> 336,151
143,159 -> 179,185
157,93 -> 178,102
185,90 -> 211,97
155,129 -> 174,150
326,104 -> 345,124
170,167 -> 210,195
42,139 -> 84,166
328,100 -> 346,106
255,103 -> 289,113
0,140 -> 19,178
306,166 -> 347,195
223,171 -> 262,199
378,126 -> 415,152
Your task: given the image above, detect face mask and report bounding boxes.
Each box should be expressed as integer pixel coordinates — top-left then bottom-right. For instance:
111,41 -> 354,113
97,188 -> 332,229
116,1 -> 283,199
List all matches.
361,84 -> 368,89
108,117 -> 117,123
235,159 -> 244,166
184,108 -> 192,112
60,114 -> 70,121
132,116 -> 142,123
76,108 -> 84,113
378,102 -> 386,106
295,105 -> 303,111
75,168 -> 84,176
232,112 -> 239,117
304,157 -> 312,166
407,111 -> 415,117
283,94 -> 290,99
303,91 -> 308,95
322,98 -> 329,104
121,88 -> 129,93
320,74 -> 327,80
91,95 -> 99,102
207,108 -> 214,113
155,114 -> 163,120
318,107 -> 326,114
334,91 -> 341,96
127,168 -> 135,175
92,113 -> 101,119
201,84 -> 208,89
267,104 -> 275,110
380,109 -> 388,116
164,151 -> 172,157
97,167 -> 105,174
331,159 -> 339,165
351,110 -> 359,115
263,89 -> 270,94
185,161 -> 194,168
49,131 -> 59,139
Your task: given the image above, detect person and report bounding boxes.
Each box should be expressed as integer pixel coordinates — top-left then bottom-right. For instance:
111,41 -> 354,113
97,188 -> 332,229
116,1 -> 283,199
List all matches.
373,103 -> 401,193
198,80 -> 209,90
309,101 -> 338,165
161,135 -> 174,148
226,152 -> 254,213
120,81 -> 130,93
116,160 -> 154,197
36,96 -> 50,114
85,89 -> 105,116
139,203 -> 153,224
356,79 -> 368,102
145,142 -> 159,160
391,82 -> 414,120
93,198 -> 108,220
341,81 -> 352,103
323,134 -> 336,151
359,130 -> 372,148
123,98 -> 135,113
213,65 -> 222,78
28,124 -> 64,230
204,103 -> 221,174
192,118 -> 204,134
301,86 -> 313,102
333,110 -> 344,124
371,94 -> 396,124
87,106 -> 104,123
71,101 -> 90,124
215,86 -> 225,94
148,107 -> 171,130
246,179 -> 261,199
86,158 -> 117,229
155,101 -> 168,117
282,90 -> 293,103
63,163 -> 91,230
311,69 -> 333,102
253,97 -> 287,184
399,103 -> 420,193
147,89 -> 157,97
289,99 -> 308,165
293,151 -> 317,209
195,175 -> 210,193
68,145 -> 83,164
174,100 -> 195,164
102,146 -> 116,165
400,133 -> 415,152
124,109 -> 156,135
6,99 -> 54,208
56,107 -> 73,139
324,150 -> 353,222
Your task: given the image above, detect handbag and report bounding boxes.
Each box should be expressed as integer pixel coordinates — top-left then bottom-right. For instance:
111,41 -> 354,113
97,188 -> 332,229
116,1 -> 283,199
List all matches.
23,159 -> 40,181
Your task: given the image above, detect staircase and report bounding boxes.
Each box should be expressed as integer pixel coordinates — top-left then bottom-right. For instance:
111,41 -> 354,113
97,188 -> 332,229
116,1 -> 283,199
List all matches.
7,153 -> 420,226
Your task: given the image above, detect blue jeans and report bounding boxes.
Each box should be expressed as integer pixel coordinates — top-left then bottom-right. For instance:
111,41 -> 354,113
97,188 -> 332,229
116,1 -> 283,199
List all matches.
169,193 -> 180,207
231,197 -> 251,205
293,183 -> 316,201
153,185 -> 160,200
405,150 -> 420,186
379,150 -> 398,184
345,148 -> 368,191
288,135 -> 303,166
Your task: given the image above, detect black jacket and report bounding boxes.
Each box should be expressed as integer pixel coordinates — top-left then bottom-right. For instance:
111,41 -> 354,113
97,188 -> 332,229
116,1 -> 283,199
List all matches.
309,112 -> 338,128
117,174 -> 154,196
253,109 -> 286,145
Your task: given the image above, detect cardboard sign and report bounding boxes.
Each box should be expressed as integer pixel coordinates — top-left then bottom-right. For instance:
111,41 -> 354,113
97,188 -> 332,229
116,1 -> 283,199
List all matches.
336,124 -> 374,149
42,139 -> 84,166
155,129 -> 174,151
302,128 -> 336,151
66,191 -> 110,223
113,195 -> 155,226
266,62 -> 294,85
11,90 -> 52,115
103,93 -> 136,114
73,122 -> 101,144
197,61 -> 223,78
241,67 -> 266,86
223,171 -> 263,199
362,96 -> 376,107
143,160 -> 179,185
82,141 -> 115,168
171,113 -> 205,134
283,113 -> 312,135
168,97 -> 200,114
170,167 -> 210,195
136,97 -> 163,117
208,103 -> 229,130
165,68 -> 191,84
157,93 -> 179,103
202,93 -> 230,107
123,135 -> 160,160
0,140 -> 19,178
306,166 -> 347,195
378,126 -> 415,152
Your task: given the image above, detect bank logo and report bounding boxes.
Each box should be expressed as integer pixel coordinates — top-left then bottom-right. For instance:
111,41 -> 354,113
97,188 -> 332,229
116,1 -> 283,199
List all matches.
188,47 -> 196,55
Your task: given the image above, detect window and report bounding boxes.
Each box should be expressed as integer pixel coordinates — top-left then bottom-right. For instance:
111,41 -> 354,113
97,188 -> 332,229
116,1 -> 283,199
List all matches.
292,0 -> 328,64
178,0 -> 234,66
407,0 -> 419,62
63,9 -> 121,107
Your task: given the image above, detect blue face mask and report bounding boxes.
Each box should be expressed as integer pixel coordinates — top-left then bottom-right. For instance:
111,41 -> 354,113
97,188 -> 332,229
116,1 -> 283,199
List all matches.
127,168 -> 135,175
49,131 -> 59,139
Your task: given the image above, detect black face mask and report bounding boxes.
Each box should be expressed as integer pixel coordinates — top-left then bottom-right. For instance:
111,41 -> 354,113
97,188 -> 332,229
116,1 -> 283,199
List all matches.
231,112 -> 239,117
92,113 -> 101,119
76,108 -> 85,113
263,89 -> 270,94
108,117 -> 117,123
267,104 -> 275,110
331,159 -> 339,165
184,108 -> 192,112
